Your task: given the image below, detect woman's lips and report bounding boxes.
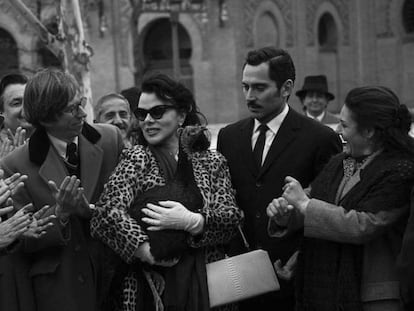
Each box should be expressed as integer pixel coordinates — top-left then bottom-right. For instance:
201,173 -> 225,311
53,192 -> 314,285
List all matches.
145,128 -> 160,136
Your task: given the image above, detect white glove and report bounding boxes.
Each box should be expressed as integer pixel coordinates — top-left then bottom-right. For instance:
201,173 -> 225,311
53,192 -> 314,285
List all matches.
141,200 -> 205,235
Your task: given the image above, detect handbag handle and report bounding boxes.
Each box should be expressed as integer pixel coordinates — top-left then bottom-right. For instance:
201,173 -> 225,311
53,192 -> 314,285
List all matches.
237,225 -> 251,251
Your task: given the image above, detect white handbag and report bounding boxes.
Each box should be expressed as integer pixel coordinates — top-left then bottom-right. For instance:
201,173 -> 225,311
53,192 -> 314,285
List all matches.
206,227 -> 280,307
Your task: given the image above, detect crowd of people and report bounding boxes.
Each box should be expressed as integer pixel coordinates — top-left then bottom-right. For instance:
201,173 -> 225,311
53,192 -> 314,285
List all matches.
0,45 -> 413,311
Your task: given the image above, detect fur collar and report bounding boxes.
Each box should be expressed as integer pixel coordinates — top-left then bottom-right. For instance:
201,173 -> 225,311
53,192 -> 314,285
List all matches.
29,123 -> 101,166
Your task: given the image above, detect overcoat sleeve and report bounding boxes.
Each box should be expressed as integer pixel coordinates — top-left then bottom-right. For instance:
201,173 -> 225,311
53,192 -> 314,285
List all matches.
188,151 -> 244,248
91,146 -> 148,263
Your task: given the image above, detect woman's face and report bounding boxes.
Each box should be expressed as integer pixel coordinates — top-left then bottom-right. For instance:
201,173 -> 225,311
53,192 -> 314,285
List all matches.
137,92 -> 186,148
337,105 -> 374,157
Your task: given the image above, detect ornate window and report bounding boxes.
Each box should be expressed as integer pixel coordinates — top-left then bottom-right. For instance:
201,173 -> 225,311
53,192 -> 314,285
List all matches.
403,0 -> 414,33
0,28 -> 18,77
318,13 -> 338,52
255,12 -> 279,47
143,18 -> 193,90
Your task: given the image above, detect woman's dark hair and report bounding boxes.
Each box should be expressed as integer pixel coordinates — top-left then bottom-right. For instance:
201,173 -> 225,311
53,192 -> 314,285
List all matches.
345,86 -> 414,155
137,73 -> 208,146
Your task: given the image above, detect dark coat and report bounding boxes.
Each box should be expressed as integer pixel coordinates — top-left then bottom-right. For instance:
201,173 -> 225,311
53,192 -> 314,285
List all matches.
398,190 -> 414,311
0,123 -> 123,311
321,111 -> 340,125
217,108 -> 342,305
269,151 -> 414,311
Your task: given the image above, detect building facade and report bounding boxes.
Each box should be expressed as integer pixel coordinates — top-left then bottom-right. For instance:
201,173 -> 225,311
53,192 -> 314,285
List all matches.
1,0 -> 414,123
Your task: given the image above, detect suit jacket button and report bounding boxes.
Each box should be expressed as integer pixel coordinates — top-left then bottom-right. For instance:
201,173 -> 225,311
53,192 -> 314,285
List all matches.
78,274 -> 85,284
255,212 -> 261,219
74,245 -> 81,252
256,182 -> 262,187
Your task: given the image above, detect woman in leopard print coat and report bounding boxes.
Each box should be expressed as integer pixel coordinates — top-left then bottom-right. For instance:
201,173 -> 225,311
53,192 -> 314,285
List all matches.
91,74 -> 243,311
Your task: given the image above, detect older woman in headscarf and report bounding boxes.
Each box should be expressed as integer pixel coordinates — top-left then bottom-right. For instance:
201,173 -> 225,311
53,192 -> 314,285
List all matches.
267,86 -> 414,311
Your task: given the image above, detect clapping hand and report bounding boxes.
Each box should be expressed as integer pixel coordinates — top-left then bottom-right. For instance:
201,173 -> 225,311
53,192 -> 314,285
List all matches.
0,139 -> 13,159
266,197 -> 294,227
0,127 -> 27,159
0,199 -> 31,249
282,176 -> 310,215
23,204 -> 56,239
8,127 -> 26,148
48,176 -> 92,220
0,170 -> 27,205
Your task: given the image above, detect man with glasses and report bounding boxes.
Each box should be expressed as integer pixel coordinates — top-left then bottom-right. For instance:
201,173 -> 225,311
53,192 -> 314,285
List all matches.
0,68 -> 124,311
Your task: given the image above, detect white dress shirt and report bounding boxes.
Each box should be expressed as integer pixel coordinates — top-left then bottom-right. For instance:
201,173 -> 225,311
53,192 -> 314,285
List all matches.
47,134 -> 79,160
306,110 -> 325,122
251,104 -> 289,165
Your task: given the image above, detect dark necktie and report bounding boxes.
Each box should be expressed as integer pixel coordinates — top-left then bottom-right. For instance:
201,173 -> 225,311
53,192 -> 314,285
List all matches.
66,142 -> 78,167
253,124 -> 268,168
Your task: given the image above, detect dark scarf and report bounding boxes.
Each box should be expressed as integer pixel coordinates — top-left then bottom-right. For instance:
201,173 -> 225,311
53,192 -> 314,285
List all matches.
149,145 -> 210,311
296,151 -> 414,311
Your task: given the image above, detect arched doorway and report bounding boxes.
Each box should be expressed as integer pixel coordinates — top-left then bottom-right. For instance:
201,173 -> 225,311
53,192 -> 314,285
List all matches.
403,0 -> 414,34
0,28 -> 19,78
255,12 -> 279,47
317,12 -> 339,112
318,13 -> 338,52
143,18 -> 193,91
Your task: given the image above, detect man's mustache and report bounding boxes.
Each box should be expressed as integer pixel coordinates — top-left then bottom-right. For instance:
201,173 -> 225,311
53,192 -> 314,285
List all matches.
247,100 -> 260,109
113,123 -> 128,130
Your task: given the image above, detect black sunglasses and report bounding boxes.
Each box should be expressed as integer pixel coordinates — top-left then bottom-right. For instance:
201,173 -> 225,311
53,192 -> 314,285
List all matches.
134,105 -> 176,121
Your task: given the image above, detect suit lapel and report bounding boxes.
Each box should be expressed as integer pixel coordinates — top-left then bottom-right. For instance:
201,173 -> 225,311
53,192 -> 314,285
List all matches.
339,170 -> 361,201
38,145 -> 68,188
338,151 -> 381,203
258,109 -> 301,179
79,134 -> 103,201
239,119 -> 258,177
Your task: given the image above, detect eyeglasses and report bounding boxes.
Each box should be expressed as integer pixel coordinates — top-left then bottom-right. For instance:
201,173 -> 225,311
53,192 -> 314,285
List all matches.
134,105 -> 176,121
64,97 -> 87,116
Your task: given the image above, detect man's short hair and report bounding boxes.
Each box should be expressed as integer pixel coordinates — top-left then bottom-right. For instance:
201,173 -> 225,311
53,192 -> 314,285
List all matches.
94,93 -> 130,121
244,46 -> 296,90
0,73 -> 28,111
24,68 -> 79,127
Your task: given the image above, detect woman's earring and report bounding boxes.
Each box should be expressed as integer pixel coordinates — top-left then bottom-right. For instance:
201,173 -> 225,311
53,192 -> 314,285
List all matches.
177,123 -> 184,135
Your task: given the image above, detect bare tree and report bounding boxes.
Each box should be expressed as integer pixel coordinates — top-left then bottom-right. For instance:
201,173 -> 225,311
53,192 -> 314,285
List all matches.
7,0 -> 94,123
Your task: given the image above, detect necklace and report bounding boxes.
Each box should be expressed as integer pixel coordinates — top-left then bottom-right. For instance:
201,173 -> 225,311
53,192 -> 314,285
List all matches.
168,148 -> 179,160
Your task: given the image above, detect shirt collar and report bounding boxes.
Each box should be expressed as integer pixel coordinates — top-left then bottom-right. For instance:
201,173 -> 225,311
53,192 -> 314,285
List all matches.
306,110 -> 325,122
254,104 -> 289,134
47,134 -> 79,159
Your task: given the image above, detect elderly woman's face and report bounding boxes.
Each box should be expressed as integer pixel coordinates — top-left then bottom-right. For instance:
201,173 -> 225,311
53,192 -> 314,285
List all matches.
337,105 -> 374,157
137,92 -> 186,147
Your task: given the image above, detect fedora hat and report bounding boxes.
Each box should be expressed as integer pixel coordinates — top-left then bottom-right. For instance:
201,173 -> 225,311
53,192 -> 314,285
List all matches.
295,75 -> 334,101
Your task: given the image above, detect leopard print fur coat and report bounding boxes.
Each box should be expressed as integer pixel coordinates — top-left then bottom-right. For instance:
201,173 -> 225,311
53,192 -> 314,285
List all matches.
91,145 -> 244,311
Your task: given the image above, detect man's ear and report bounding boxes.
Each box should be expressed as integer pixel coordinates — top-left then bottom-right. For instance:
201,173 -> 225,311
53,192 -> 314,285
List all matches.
281,79 -> 294,98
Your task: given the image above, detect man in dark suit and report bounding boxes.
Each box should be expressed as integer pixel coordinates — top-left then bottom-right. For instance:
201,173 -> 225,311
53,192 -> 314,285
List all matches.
217,47 -> 342,310
0,68 -> 124,311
